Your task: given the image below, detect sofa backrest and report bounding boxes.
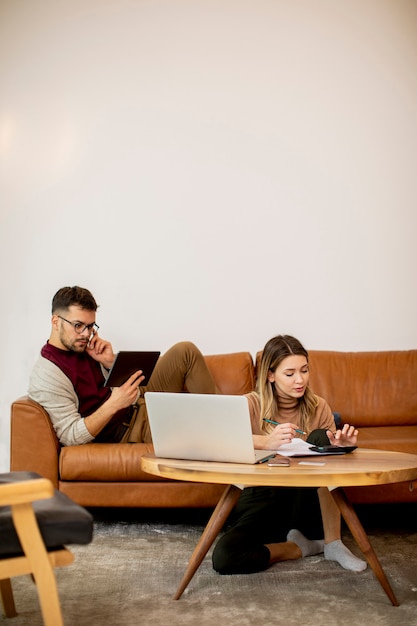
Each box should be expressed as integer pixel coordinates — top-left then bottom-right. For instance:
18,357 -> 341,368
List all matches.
308,350 -> 417,427
255,349 -> 417,428
204,352 -> 255,394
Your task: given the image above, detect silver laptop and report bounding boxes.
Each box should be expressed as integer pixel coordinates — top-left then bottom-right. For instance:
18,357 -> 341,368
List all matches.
145,392 -> 276,464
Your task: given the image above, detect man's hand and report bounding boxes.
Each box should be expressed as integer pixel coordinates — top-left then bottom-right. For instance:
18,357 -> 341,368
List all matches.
83,370 -> 145,438
85,333 -> 116,370
109,370 -> 145,410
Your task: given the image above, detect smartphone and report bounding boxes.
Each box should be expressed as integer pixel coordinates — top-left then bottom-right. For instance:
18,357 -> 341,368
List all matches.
267,455 -> 291,466
309,445 -> 357,454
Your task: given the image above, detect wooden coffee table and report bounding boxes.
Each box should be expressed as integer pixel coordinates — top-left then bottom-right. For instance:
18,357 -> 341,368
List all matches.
141,448 -> 417,605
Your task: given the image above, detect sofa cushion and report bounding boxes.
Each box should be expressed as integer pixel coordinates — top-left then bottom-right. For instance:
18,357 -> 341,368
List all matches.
308,350 -> 417,427
59,443 -> 162,482
0,471 -> 93,556
357,426 -> 417,455
205,352 -> 255,394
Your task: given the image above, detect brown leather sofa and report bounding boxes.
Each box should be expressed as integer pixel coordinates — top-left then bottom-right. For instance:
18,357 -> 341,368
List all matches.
307,350 -> 417,504
10,349 -> 417,508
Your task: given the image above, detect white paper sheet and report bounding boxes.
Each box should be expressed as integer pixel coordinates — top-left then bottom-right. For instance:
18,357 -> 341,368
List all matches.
276,438 -> 324,457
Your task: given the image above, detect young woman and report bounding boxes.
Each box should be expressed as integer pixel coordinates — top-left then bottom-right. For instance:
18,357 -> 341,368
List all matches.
212,335 -> 366,575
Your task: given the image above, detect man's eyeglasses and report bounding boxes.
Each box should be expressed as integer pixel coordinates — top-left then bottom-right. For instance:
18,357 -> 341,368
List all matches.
58,316 -> 99,335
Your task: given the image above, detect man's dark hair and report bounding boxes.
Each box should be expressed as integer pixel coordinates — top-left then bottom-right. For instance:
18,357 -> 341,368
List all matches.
52,286 -> 98,313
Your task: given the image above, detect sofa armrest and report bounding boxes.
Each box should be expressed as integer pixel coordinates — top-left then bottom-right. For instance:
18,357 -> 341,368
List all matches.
10,396 -> 60,488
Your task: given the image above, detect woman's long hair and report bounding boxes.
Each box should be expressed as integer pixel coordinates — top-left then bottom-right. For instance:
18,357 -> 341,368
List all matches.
256,335 -> 318,435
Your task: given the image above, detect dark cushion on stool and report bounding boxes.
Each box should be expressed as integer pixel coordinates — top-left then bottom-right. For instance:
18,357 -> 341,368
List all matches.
0,471 -> 93,557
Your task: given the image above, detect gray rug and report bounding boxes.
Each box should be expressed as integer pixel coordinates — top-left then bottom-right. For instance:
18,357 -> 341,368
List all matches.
2,505 -> 417,626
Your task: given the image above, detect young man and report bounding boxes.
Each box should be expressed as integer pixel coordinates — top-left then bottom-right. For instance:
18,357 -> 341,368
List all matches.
28,286 -> 219,446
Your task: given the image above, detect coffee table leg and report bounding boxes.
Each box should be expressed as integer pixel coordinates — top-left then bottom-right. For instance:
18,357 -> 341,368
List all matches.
330,487 -> 399,607
174,483 -> 241,600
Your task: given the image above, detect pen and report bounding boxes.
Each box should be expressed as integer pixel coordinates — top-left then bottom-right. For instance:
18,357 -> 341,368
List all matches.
263,418 -> 307,436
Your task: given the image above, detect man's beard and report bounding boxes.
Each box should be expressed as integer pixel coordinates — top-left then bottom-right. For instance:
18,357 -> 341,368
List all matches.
61,333 -> 87,353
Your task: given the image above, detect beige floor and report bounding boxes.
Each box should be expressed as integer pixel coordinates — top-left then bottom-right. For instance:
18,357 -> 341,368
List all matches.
2,503 -> 417,626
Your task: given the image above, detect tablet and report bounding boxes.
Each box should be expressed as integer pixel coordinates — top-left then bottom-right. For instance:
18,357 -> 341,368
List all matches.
104,351 -> 160,387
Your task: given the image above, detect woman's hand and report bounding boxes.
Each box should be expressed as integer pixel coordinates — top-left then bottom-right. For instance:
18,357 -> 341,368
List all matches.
253,422 -> 301,450
326,423 -> 358,447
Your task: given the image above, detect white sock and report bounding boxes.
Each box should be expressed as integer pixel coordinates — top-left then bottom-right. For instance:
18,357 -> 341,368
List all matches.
324,539 -> 367,572
287,529 -> 324,557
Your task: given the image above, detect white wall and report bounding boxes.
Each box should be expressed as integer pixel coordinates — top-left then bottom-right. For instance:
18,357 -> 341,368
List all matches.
1,0 -> 417,471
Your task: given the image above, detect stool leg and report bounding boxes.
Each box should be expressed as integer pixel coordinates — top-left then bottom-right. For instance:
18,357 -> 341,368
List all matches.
12,502 -> 64,626
0,578 -> 18,618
